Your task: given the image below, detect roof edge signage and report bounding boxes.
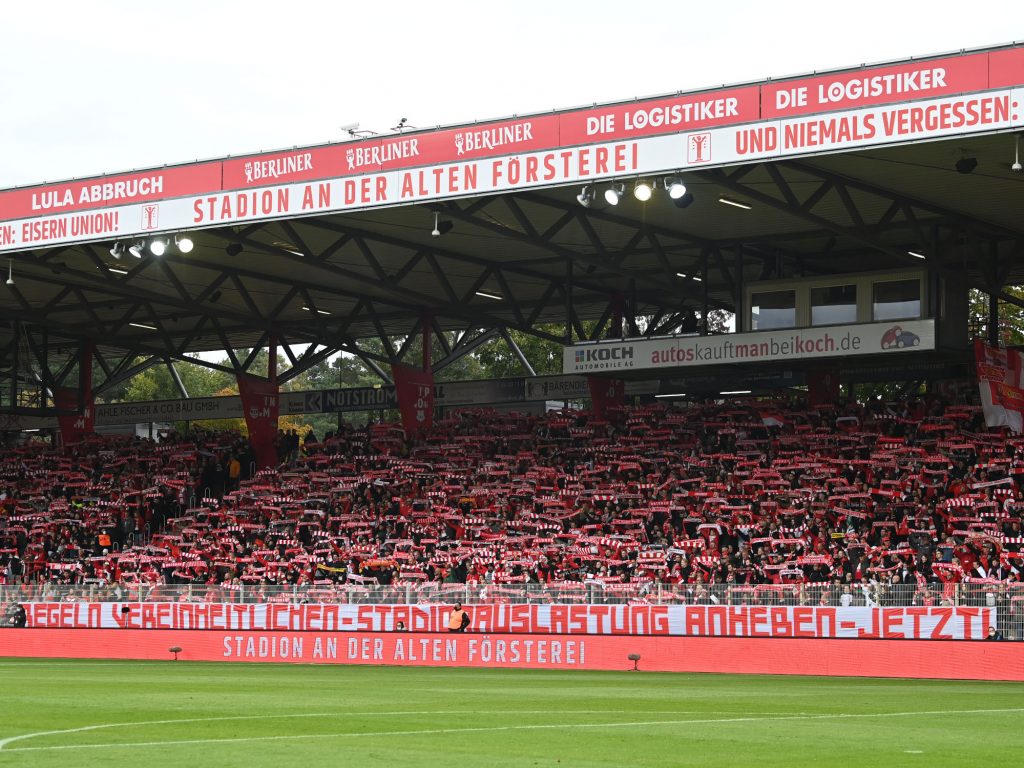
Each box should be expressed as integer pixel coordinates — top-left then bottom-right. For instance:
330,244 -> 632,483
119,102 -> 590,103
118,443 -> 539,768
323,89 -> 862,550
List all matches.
563,320 -> 937,374
0,48 -> 1022,252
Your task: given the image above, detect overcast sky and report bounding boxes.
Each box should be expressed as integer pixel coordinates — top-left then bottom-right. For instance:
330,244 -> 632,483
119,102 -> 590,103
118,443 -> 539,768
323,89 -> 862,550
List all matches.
0,0 -> 1019,189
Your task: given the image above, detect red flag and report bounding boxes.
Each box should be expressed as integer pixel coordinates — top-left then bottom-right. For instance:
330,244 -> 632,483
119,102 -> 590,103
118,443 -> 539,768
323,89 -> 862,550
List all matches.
758,409 -> 786,428
807,369 -> 840,406
55,387 -> 94,445
975,339 -> 1024,432
391,363 -> 434,436
237,374 -> 279,468
588,377 -> 624,418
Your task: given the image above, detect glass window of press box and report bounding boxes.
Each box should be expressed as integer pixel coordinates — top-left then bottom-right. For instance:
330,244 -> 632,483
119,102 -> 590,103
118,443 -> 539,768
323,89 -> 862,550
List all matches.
750,290 -> 796,330
872,279 -> 921,321
744,272 -> 925,331
811,284 -> 857,326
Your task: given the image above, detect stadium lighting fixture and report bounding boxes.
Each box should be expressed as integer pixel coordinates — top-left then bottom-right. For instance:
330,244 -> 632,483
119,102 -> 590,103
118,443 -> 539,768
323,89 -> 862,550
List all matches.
175,234 -> 194,254
225,242 -> 244,257
149,238 -> 167,256
1011,135 -> 1022,172
576,185 -> 596,208
718,197 -> 752,210
720,390 -> 752,395
664,177 -> 687,199
633,180 -> 653,202
5,260 -> 13,286
108,267 -> 129,275
430,212 -> 453,237
301,306 -> 332,315
109,242 -> 124,260
129,322 -> 157,331
604,183 -> 625,205
475,290 -> 503,300
654,392 -> 688,398
128,241 -> 145,259
907,250 -> 926,260
676,272 -> 702,281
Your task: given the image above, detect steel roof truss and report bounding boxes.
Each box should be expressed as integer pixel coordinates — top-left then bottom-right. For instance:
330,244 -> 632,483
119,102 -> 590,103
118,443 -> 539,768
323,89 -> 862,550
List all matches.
240,332 -> 271,373
431,327 -> 498,374
395,318 -> 423,364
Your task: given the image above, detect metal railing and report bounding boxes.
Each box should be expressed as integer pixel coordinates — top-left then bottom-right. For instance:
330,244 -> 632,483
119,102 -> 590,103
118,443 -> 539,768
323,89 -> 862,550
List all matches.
2,580 -> 1020,606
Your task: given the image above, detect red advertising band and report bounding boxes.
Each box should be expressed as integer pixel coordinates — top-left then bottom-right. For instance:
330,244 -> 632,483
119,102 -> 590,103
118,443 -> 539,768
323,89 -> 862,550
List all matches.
1,630 -> 1021,680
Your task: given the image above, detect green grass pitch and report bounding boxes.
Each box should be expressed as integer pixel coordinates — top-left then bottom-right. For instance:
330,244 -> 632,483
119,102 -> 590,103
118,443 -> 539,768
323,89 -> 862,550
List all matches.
0,659 -> 1021,767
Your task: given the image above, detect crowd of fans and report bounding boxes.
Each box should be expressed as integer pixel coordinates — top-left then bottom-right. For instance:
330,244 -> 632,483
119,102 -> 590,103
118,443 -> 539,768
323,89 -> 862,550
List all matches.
1,397 -> 1023,613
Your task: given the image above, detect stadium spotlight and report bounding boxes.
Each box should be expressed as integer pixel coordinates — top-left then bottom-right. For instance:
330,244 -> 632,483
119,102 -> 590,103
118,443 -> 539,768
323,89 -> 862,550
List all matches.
633,180 -> 653,202
5,260 -> 13,286
109,242 -> 125,260
604,183 -> 625,206
664,177 -> 687,199
1011,134 -> 1022,173
175,234 -> 194,254
955,156 -> 978,174
225,242 -> 244,257
149,238 -> 167,256
576,185 -> 596,208
128,241 -> 145,259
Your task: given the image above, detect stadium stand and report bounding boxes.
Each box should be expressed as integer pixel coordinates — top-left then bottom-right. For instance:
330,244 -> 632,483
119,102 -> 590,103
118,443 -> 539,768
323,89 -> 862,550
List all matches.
2,397 -> 1023,625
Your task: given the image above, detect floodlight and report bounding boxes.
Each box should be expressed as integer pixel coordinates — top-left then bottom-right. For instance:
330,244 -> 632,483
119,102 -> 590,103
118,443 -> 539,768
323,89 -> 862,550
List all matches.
633,180 -> 653,202
664,177 -> 687,199
577,185 -> 595,208
604,183 -> 625,205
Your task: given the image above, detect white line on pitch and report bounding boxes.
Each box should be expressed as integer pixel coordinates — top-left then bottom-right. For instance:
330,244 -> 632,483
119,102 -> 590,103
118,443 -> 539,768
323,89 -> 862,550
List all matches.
3,707 -> 1023,753
0,710 -> 793,751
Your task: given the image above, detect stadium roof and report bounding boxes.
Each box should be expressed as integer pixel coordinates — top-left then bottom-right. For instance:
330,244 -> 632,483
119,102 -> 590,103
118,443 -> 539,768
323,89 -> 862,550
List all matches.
1,43 -> 1023,396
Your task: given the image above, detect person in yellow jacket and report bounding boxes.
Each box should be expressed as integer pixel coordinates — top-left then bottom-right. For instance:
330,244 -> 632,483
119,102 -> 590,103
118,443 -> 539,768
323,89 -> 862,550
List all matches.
227,454 -> 242,492
447,602 -> 470,632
